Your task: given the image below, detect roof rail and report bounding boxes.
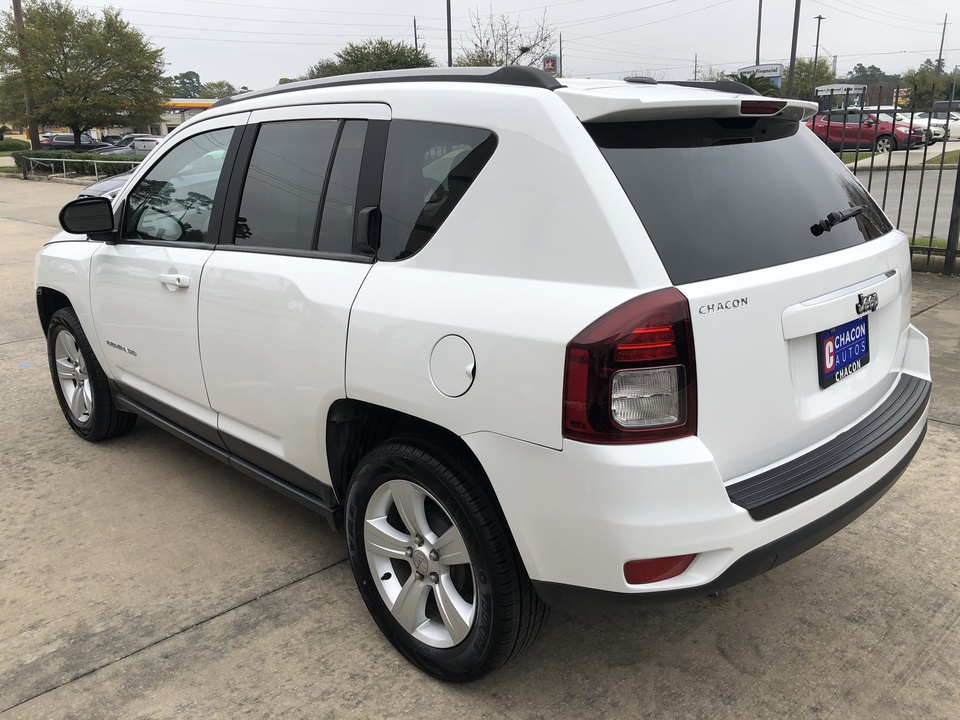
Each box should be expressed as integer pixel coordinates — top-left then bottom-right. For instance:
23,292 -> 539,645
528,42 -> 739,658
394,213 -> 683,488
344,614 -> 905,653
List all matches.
213,66 -> 563,108
659,80 -> 762,96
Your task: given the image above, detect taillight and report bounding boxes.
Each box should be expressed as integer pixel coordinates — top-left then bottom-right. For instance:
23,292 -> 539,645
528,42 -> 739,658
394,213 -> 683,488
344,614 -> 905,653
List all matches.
562,287 -> 697,444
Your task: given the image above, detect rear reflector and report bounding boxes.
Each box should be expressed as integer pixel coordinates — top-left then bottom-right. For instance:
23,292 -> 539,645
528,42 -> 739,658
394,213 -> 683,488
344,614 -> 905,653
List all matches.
623,554 -> 697,584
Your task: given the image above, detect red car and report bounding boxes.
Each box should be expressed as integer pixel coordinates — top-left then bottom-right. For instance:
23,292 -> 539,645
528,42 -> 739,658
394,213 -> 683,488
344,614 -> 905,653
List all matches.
806,110 -> 927,152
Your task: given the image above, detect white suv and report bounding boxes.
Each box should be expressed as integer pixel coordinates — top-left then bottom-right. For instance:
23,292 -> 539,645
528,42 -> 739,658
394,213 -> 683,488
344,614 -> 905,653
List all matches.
36,67 -> 931,681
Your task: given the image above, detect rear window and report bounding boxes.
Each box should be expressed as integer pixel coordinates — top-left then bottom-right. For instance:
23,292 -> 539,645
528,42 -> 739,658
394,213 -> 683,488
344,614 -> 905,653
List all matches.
586,117 -> 893,285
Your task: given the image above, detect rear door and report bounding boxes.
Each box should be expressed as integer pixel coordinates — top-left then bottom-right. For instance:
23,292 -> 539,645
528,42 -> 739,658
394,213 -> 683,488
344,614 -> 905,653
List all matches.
198,104 -> 388,495
587,115 -> 912,481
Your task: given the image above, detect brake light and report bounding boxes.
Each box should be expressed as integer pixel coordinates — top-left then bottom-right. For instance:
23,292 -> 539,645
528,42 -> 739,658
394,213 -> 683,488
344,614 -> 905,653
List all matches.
562,287 -> 697,444
740,100 -> 787,116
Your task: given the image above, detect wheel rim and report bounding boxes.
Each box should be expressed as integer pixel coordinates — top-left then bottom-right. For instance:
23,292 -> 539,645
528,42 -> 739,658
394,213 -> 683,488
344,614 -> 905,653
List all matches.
54,329 -> 93,423
363,479 -> 477,648
877,137 -> 891,153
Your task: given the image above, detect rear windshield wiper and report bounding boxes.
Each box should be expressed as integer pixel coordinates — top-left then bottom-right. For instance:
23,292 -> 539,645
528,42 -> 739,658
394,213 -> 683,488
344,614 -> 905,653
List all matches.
810,205 -> 864,236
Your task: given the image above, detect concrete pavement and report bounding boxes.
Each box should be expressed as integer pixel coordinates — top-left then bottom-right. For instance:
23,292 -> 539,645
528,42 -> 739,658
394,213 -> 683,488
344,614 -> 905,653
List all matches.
2,180 -> 959,719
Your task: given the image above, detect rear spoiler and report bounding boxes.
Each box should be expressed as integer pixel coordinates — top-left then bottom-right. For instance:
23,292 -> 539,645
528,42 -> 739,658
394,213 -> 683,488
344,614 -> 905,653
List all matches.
556,84 -> 817,124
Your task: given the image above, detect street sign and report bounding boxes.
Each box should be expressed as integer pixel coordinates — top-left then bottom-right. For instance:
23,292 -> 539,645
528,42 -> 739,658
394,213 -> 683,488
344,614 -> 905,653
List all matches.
738,63 -> 784,79
543,54 -> 558,76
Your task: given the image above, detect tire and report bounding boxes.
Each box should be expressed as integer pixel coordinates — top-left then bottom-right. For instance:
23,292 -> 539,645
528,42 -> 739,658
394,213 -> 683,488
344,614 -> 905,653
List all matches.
46,307 -> 136,441
345,439 -> 547,682
874,135 -> 896,153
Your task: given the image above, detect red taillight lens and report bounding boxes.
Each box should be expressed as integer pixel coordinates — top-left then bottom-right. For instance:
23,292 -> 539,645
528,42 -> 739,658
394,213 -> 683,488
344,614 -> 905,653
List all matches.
740,100 -> 787,115
624,554 -> 697,584
562,287 -> 697,444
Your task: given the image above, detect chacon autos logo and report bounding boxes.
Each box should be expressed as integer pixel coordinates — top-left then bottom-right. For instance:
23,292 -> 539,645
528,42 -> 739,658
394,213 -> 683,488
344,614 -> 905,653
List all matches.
698,297 -> 748,315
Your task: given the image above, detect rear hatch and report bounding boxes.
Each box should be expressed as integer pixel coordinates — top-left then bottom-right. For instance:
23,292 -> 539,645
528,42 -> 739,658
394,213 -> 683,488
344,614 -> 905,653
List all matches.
581,101 -> 911,481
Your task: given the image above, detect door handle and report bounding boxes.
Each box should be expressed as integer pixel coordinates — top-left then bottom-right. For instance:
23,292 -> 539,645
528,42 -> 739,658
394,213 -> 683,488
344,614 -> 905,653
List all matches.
158,273 -> 191,289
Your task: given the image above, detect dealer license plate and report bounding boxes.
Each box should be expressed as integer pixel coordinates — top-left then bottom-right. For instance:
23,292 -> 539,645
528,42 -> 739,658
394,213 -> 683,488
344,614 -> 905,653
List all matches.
817,315 -> 869,389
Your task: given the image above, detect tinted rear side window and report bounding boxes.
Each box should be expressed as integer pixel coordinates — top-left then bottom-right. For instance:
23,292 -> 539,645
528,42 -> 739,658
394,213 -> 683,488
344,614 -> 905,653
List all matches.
586,118 -> 893,285
236,120 -> 338,251
378,120 -> 497,261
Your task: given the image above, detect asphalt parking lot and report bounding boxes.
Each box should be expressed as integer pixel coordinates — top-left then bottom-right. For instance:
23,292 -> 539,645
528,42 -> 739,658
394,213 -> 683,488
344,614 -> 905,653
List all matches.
2,178 -> 960,719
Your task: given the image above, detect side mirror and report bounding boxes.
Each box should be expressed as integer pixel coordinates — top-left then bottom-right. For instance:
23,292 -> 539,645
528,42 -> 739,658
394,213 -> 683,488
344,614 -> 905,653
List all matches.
58,197 -> 116,237
863,119 -> 874,127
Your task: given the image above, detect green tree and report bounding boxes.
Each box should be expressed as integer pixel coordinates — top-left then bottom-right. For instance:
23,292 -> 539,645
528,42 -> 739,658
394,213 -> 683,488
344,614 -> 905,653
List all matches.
900,59 -> 955,109
726,72 -> 781,97
0,0 -> 169,149
787,57 -> 836,101
454,9 -> 555,68
199,80 -> 237,99
171,71 -> 202,98
306,39 -> 435,79
844,63 -> 901,106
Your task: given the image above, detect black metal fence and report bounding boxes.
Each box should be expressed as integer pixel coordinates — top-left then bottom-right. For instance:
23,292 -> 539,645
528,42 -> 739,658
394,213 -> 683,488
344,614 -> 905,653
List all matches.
812,85 -> 960,275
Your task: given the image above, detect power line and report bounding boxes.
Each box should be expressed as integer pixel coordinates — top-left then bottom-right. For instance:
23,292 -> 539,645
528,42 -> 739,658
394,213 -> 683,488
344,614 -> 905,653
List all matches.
572,0 -> 737,41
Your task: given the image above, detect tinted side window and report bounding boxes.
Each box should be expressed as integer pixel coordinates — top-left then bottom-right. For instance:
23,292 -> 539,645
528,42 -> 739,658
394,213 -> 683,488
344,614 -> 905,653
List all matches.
379,120 -> 497,261
125,128 -> 233,243
235,120 -> 339,250
317,120 -> 366,255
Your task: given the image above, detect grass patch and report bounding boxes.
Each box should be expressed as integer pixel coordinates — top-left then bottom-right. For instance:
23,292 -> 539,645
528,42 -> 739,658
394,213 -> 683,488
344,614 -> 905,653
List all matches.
909,237 -> 948,250
926,148 -> 959,165
839,150 -> 877,164
0,165 -> 20,173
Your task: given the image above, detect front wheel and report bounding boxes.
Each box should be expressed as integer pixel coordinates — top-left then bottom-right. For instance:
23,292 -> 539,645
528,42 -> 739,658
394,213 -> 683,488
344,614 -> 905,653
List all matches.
345,439 -> 547,682
46,307 -> 136,441
874,135 -> 897,153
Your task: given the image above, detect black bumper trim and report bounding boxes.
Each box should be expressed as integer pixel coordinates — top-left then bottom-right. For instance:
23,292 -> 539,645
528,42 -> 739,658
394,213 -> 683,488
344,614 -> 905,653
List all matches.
727,374 -> 930,520
533,420 -> 926,611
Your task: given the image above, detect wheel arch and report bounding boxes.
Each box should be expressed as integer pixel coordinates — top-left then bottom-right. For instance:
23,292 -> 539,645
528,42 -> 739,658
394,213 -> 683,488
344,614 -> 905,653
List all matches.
36,286 -> 72,333
326,399 -> 501,515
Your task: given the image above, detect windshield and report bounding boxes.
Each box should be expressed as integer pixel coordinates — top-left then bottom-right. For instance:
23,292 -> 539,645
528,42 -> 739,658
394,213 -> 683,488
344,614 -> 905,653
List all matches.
585,117 -> 893,285
876,113 -> 895,122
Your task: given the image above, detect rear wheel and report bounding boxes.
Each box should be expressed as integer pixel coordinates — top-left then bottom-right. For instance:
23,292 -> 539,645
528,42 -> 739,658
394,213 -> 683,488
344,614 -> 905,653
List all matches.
46,307 -> 136,441
874,135 -> 896,153
345,439 -> 547,681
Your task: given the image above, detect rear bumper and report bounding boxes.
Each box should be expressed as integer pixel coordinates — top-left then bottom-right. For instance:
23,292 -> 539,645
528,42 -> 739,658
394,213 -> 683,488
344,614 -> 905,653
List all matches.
532,418 -> 926,610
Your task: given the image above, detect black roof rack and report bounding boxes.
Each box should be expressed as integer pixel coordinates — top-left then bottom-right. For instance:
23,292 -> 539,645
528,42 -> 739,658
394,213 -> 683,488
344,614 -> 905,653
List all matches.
213,66 -> 563,108
659,80 -> 761,96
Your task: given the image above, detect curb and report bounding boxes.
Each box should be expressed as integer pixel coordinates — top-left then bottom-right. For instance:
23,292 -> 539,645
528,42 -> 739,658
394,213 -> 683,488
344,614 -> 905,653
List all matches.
0,173 -> 89,186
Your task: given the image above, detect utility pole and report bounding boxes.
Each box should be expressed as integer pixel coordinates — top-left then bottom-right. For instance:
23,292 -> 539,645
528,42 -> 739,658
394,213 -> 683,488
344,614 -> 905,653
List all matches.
812,15 -> 825,102
786,0 -> 802,99
559,33 -> 563,77
414,17 -> 418,49
936,14 -> 948,73
12,0 -> 39,150
446,0 -> 453,67
755,0 -> 762,66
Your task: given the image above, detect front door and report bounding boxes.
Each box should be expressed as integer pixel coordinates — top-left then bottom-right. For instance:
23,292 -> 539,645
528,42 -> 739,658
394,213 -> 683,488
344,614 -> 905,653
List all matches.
90,119 -> 245,439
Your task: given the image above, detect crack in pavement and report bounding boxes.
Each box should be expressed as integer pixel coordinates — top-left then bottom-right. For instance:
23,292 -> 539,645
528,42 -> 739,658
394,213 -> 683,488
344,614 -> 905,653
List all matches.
0,336 -> 43,347
0,556 -> 350,715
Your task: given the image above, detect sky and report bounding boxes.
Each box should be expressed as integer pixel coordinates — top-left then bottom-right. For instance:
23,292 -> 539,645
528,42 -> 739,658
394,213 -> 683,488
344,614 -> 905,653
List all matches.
76,0 -> 958,92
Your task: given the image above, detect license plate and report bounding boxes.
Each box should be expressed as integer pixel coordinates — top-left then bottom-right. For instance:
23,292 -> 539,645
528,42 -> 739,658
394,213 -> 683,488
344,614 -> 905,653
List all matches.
817,315 -> 869,389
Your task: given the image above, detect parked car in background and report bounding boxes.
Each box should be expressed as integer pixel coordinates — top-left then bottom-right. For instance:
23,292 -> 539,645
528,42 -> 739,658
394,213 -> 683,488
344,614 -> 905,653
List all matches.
806,109 -> 927,152
38,133 -> 112,151
893,112 -> 946,143
100,134 -> 123,144
912,111 -> 957,138
93,134 -> 161,154
77,170 -> 133,200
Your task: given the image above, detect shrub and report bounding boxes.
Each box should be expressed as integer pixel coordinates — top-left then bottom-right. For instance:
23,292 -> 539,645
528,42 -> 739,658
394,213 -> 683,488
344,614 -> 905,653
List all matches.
0,138 -> 30,151
11,150 -> 146,177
